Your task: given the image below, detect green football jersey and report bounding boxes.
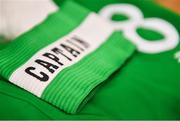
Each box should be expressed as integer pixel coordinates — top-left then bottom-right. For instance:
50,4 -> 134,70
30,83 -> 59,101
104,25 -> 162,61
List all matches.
0,0 -> 180,120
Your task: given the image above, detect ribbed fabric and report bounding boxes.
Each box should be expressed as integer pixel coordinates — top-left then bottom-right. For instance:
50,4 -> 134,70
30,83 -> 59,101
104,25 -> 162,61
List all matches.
42,31 -> 135,113
0,1 -> 135,114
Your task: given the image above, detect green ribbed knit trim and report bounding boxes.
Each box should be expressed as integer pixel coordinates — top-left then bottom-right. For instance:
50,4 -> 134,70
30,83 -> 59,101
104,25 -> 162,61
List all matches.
42,31 -> 135,113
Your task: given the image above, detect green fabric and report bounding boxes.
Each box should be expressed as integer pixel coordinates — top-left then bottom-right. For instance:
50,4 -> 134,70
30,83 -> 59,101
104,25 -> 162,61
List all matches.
42,30 -> 134,114
0,0 -> 134,115
54,0 -> 180,119
0,0 -> 180,119
0,80 -> 108,120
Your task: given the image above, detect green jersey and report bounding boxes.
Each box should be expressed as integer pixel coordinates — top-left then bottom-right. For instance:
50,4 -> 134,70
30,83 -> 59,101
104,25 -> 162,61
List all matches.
0,0 -> 180,120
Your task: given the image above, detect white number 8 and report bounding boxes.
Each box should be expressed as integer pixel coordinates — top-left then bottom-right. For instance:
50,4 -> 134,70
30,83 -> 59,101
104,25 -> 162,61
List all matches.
99,4 -> 179,54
